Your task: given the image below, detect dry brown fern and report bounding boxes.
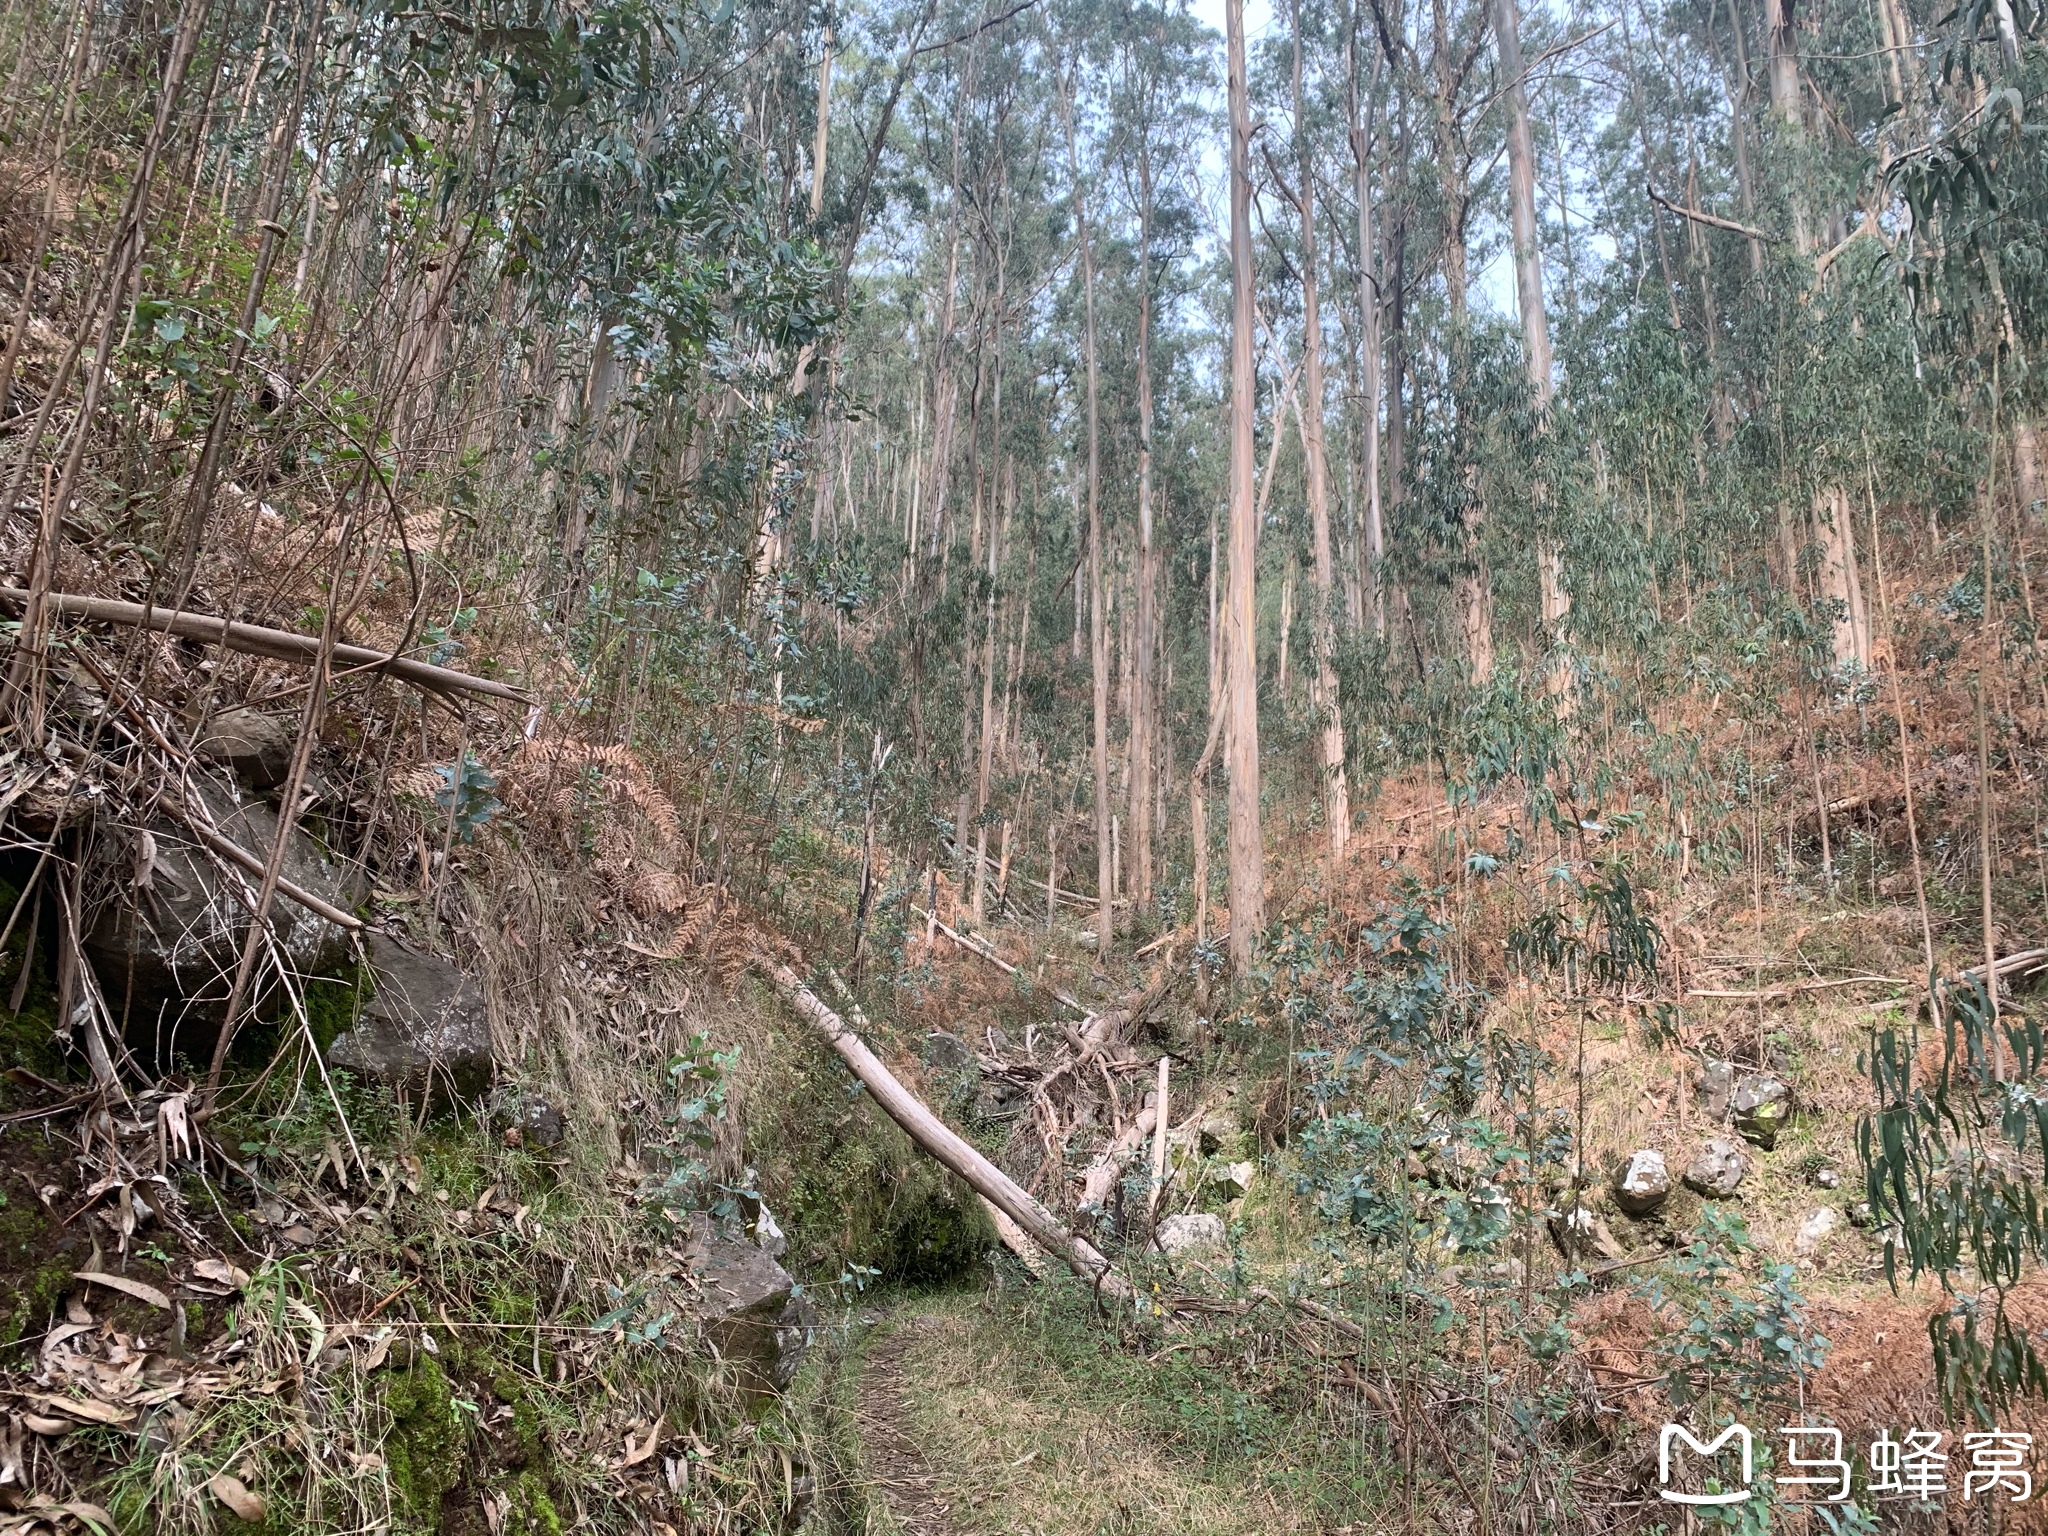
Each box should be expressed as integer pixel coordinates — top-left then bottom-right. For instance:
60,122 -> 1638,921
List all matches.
506,738 -> 683,848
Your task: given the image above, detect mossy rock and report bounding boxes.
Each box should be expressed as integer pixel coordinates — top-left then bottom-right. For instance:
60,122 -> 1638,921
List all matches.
489,1371 -> 545,1466
498,1471 -> 562,1536
302,962 -> 372,1056
383,1354 -> 464,1525
0,1191 -> 69,1349
0,882 -> 68,1083
1613,1184 -> 1706,1248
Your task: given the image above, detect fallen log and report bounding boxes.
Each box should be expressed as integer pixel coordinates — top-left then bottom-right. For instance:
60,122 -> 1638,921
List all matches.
756,956 -> 1132,1301
0,589 -> 529,705
1688,974 -> 1907,1001
1948,947 -> 2047,990
1078,1101 -> 1158,1210
977,1196 -> 1050,1278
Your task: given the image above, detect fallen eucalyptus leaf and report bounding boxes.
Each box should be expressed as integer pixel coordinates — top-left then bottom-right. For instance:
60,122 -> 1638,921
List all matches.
24,1395 -> 132,1427
208,1472 -> 266,1522
191,1258 -> 250,1291
73,1271 -> 170,1310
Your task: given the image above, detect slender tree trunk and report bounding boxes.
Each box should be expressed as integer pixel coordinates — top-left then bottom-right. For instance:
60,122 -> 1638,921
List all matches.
171,24 -> 313,605
1764,0 -> 1810,249
1130,147 -> 1158,911
0,0 -> 89,425
973,459 -> 1011,923
1,0 -> 210,545
1291,0 -> 1349,859
1191,503 -> 1223,955
1719,0 -> 1767,278
1061,79 -> 1113,957
810,22 -> 833,218
1622,7 -> 1685,332
1434,0 -> 1491,681
1350,18 -> 1386,640
1683,132 -> 1736,445
1493,0 -> 1567,658
1224,0 -> 1265,972
1385,179 -> 1410,659
1761,0 -> 1867,665
1494,0 -> 1550,408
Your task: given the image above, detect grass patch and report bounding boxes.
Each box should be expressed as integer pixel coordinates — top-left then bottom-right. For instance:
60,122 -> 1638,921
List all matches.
871,1286 -> 1398,1535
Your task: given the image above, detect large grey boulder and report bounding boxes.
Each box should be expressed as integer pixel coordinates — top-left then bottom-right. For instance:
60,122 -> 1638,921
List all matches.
1732,1074 -> 1791,1149
327,934 -> 492,1099
85,774 -> 355,1062
191,706 -> 296,790
922,1030 -> 977,1074
685,1215 -> 812,1403
1684,1137 -> 1752,1198
1613,1150 -> 1672,1215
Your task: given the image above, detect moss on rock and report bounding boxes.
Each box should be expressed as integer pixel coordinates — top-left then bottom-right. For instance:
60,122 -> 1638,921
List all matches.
500,1471 -> 562,1536
383,1354 -> 463,1527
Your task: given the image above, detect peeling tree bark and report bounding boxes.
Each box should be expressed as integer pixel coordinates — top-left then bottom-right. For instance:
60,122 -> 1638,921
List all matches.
1814,485 -> 1872,669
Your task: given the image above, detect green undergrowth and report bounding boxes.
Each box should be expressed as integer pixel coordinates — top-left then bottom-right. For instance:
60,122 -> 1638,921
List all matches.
0,1189 -> 73,1350
62,1033 -> 845,1536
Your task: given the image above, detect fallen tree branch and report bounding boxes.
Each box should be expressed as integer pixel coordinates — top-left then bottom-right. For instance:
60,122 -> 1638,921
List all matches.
1947,947 -> 2047,989
1691,950 -> 2047,1004
185,820 -> 363,933
1688,974 -> 1907,1000
756,955 -> 1132,1301
1079,1102 -> 1157,1209
1933,946 -> 2048,1003
0,589 -> 529,705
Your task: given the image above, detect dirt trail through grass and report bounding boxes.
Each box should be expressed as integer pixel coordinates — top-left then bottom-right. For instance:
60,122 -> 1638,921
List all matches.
856,1314 -> 961,1534
845,1293 -> 1321,1536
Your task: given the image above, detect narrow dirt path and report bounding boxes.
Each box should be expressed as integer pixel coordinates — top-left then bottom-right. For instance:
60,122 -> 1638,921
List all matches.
842,1292 -> 1311,1536
855,1314 -> 959,1535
